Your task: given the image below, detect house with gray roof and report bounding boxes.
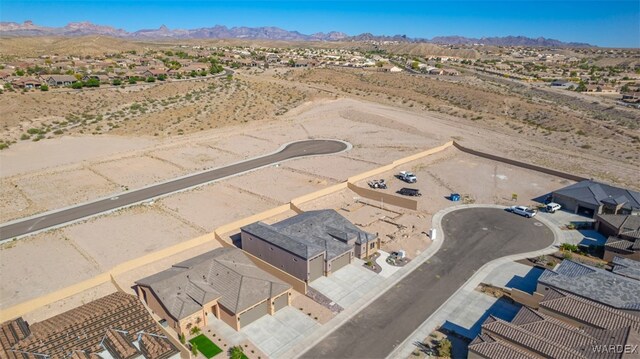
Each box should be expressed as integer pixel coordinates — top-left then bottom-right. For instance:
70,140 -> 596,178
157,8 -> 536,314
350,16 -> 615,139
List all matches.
597,215 -> 640,261
537,260 -> 640,315
135,247 -> 291,333
551,180 -> 640,218
611,256 -> 640,281
241,210 -> 379,282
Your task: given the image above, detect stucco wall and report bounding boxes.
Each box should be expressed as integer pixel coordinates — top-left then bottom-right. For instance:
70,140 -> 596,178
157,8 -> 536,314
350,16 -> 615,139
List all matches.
241,231 -> 310,282
453,141 -> 587,182
137,286 -> 180,331
218,305 -> 239,331
347,182 -> 419,210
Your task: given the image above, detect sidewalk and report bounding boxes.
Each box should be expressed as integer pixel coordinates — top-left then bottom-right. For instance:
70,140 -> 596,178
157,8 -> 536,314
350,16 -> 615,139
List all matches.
387,208 -> 564,359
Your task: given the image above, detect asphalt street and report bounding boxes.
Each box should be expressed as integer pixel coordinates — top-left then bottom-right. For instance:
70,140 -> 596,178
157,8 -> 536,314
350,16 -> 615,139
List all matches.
0,139 -> 348,241
302,207 -> 554,359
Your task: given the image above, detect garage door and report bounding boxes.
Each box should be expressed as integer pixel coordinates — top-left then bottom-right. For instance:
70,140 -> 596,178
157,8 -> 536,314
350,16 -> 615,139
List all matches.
331,252 -> 351,273
577,205 -> 595,218
273,294 -> 288,312
309,255 -> 324,282
238,300 -> 268,328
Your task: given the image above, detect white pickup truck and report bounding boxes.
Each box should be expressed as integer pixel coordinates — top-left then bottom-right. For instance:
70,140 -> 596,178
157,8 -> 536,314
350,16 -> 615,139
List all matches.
510,206 -> 537,218
398,171 -> 417,183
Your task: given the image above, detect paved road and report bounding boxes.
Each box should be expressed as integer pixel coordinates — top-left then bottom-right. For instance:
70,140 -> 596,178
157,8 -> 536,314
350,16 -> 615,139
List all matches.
302,208 -> 554,359
0,139 -> 348,241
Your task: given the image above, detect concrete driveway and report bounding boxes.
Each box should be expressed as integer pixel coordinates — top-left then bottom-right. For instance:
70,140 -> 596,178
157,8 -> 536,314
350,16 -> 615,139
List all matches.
302,207 -> 555,359
242,306 -> 320,358
309,260 -> 384,308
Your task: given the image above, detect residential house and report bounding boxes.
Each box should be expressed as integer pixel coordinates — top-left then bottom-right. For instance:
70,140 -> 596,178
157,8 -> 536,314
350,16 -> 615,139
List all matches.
135,247 -> 291,333
468,305 -> 640,359
241,210 -> 380,283
11,77 -> 41,89
550,79 -> 574,89
141,69 -> 168,78
46,74 -> 78,87
611,256 -> 640,281
551,180 -> 640,218
0,292 -> 179,359
537,260 -> 640,315
621,92 -> 640,103
597,215 -> 640,261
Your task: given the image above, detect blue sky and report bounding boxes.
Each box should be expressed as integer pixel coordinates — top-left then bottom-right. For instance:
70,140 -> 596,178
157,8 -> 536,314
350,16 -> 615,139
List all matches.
1,1 -> 639,47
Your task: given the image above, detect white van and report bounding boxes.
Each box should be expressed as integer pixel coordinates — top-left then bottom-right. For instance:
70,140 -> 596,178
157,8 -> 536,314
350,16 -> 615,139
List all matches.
546,203 -> 562,213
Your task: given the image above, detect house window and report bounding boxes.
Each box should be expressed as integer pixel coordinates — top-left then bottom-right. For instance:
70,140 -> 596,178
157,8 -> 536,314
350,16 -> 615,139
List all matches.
370,242 -> 375,249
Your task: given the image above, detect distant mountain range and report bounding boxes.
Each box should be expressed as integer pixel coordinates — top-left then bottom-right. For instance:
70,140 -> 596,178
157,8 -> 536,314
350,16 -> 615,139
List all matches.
0,20 -> 594,47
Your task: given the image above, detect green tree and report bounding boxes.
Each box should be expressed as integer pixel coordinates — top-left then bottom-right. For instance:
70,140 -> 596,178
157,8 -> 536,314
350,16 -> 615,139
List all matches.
411,61 -> 420,70
288,59 -> 296,67
128,77 -> 137,84
229,346 -> 244,359
191,343 -> 198,357
71,81 -> 83,89
157,74 -> 167,81
84,78 -> 100,87
15,69 -> 25,76
621,83 -> 630,93
40,84 -> 49,91
179,333 -> 185,344
112,79 -> 122,86
146,76 -> 156,82
570,71 -> 577,77
437,339 -> 452,358
575,81 -> 587,92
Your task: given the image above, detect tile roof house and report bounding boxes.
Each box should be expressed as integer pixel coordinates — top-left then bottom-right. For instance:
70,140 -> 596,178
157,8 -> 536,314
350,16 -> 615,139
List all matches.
45,75 -> 78,87
241,210 -> 379,282
597,215 -> 640,261
537,260 -> 640,315
551,180 -> 640,218
537,288 -> 640,331
135,247 -> 291,333
468,306 -> 640,359
611,256 -> 640,281
0,292 -> 179,359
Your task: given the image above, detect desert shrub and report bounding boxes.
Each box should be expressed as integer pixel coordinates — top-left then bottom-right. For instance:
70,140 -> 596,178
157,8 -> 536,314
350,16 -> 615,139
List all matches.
437,339 -> 452,358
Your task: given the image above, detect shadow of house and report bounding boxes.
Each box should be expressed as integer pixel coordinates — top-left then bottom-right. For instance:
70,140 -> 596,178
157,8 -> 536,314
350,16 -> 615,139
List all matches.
504,267 -> 544,294
442,298 -> 522,340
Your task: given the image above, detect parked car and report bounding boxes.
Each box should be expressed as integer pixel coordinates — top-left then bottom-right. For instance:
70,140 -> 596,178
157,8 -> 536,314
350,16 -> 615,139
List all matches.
398,171 -> 417,183
545,202 -> 562,213
367,179 -> 387,189
397,188 -> 422,196
509,205 -> 537,218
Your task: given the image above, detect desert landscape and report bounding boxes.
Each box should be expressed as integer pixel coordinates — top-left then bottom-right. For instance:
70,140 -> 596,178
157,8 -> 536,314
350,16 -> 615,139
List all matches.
0,32 -> 639,359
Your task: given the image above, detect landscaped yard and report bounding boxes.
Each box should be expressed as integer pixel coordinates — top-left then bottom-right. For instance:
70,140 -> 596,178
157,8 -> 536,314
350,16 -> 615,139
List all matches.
189,334 -> 223,358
